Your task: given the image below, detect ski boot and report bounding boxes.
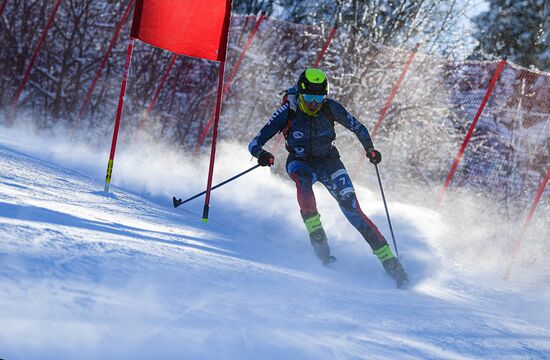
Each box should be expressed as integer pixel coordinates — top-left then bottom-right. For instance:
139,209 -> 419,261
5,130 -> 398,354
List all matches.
374,245 -> 409,289
382,257 -> 409,289
304,213 -> 336,265
310,227 -> 336,265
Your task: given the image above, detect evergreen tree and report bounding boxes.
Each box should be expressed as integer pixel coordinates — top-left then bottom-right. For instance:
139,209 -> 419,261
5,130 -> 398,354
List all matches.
471,0 -> 549,71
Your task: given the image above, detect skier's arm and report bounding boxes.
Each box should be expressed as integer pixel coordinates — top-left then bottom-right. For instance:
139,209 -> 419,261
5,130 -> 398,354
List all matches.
328,99 -> 375,151
248,103 -> 289,158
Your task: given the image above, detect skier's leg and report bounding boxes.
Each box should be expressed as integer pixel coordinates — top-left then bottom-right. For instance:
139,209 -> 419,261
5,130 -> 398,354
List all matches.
318,159 -> 407,285
287,160 -> 318,219
287,160 -> 335,264
317,159 -> 387,250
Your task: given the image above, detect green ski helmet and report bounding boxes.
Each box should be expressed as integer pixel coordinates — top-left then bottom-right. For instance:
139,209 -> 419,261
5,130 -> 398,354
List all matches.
297,68 -> 328,116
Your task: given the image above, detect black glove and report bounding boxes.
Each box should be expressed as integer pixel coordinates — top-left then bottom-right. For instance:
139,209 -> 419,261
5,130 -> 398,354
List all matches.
366,148 -> 382,164
258,150 -> 275,167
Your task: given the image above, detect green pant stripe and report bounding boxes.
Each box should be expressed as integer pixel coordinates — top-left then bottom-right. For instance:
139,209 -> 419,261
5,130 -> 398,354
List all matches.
373,244 -> 394,262
304,213 -> 323,234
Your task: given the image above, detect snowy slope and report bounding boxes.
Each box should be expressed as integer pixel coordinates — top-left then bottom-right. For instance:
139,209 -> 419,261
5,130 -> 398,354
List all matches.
1,125 -> 550,359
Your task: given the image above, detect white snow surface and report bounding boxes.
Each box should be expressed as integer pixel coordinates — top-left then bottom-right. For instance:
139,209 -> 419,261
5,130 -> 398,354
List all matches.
0,124 -> 549,359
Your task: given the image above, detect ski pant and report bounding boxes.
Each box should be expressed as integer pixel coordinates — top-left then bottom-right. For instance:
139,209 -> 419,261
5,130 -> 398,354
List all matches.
286,156 -> 388,251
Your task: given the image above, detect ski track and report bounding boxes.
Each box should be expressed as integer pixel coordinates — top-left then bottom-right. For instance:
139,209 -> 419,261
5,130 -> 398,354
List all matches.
0,143 -> 549,360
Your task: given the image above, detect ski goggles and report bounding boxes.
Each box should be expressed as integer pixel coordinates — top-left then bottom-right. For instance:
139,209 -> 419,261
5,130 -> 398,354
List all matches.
301,94 -> 326,103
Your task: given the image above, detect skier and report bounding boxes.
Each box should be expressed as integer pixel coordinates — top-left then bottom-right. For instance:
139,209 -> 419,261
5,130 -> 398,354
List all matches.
248,68 -> 408,288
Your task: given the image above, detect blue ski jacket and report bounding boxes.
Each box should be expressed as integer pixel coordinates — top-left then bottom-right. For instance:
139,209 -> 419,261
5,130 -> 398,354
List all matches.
248,91 -> 375,163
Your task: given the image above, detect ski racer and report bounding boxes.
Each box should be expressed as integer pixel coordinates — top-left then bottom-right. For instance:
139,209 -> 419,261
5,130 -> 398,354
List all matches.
248,68 -> 408,288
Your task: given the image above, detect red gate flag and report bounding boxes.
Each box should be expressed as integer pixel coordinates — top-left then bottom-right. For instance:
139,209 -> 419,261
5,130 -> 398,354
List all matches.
131,0 -> 232,61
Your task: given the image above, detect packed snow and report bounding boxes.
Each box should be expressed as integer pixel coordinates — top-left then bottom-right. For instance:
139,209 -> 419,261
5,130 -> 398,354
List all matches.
0,123 -> 549,359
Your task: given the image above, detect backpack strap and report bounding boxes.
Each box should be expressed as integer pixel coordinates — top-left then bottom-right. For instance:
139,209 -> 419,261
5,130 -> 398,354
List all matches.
278,89 -> 297,139
281,108 -> 295,139
321,101 -> 336,126
279,89 -> 289,106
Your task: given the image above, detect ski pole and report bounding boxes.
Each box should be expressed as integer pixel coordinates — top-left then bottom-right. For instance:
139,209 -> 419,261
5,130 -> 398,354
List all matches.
173,164 -> 261,208
374,163 -> 400,258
